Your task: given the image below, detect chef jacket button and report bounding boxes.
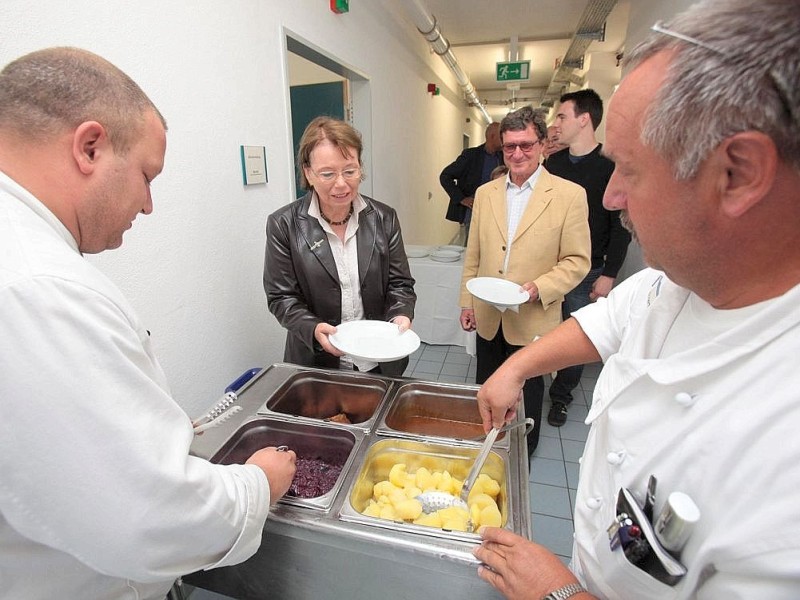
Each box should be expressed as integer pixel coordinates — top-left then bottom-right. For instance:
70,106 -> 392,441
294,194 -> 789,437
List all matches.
586,497 -> 603,510
674,392 -> 696,407
606,450 -> 625,465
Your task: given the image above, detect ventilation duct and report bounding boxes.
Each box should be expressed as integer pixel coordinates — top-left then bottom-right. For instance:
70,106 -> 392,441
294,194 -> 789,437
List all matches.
402,0 -> 493,124
540,0 -> 618,107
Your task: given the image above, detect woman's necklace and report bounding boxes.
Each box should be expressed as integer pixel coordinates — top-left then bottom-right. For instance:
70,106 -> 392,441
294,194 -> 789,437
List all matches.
320,203 -> 354,226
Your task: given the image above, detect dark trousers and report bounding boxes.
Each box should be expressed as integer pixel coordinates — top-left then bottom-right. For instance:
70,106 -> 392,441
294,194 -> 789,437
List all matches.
476,324 -> 544,455
550,267 -> 602,405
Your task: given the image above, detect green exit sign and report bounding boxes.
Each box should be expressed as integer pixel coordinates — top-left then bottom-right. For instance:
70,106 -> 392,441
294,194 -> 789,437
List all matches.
496,60 -> 531,82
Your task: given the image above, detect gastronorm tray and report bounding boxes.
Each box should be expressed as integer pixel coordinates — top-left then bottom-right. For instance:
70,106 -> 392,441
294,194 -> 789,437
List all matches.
211,416 -> 364,512
375,381 -> 510,448
254,364 -> 394,431
338,437 -> 512,542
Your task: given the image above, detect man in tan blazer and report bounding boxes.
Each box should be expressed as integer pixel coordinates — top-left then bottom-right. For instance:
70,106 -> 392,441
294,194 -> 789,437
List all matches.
459,106 -> 590,456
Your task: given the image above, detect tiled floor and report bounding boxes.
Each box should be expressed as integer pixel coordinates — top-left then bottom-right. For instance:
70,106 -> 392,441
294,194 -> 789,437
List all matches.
187,343 -> 597,598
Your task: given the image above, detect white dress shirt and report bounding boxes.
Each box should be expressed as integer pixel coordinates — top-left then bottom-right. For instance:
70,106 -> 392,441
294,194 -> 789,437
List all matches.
309,193 -> 377,372
503,167 -> 542,273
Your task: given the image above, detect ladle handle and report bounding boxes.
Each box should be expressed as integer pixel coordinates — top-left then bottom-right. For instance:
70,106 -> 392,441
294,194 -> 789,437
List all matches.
470,418 -> 534,441
460,426 -> 501,503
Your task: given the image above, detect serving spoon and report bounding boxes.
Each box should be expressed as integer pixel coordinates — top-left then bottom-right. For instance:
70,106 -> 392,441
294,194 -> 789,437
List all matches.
416,426 -> 501,528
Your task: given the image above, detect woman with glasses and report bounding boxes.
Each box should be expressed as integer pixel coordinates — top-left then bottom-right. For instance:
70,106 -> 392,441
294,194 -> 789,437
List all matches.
264,116 -> 416,375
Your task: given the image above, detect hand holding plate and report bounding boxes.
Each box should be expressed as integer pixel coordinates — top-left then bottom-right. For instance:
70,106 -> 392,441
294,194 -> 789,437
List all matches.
314,322 -> 345,357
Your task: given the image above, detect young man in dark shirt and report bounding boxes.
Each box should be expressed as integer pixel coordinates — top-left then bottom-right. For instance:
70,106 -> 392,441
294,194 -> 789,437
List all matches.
545,89 -> 631,426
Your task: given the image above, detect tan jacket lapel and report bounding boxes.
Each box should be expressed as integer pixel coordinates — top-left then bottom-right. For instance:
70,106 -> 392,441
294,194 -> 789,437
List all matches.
487,182 -> 508,242
511,169 -> 553,244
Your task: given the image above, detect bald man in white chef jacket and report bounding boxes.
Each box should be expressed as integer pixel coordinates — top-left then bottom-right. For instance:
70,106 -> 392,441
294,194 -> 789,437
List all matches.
0,48 -> 295,599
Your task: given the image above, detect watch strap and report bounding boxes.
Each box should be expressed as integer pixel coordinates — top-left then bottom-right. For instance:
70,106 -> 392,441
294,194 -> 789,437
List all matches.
542,582 -> 586,600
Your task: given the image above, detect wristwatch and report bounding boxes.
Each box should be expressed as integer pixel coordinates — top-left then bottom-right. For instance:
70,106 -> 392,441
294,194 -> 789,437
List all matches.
542,582 -> 586,600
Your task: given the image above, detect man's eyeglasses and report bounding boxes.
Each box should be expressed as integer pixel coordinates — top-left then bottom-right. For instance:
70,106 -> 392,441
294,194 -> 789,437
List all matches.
309,167 -> 362,183
651,21 -> 797,128
502,140 -> 541,154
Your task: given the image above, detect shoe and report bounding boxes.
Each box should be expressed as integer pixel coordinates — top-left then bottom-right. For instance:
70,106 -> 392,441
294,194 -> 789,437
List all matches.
547,402 -> 568,427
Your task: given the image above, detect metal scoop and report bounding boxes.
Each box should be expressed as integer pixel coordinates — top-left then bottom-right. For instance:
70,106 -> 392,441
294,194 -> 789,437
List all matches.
417,426 -> 501,523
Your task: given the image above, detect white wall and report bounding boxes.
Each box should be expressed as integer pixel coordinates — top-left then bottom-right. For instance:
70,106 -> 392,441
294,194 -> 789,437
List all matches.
0,0 -> 470,416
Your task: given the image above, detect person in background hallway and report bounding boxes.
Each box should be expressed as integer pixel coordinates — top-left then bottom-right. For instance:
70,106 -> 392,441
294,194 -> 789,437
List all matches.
546,89 -> 631,427
459,106 -> 590,457
265,116 -> 416,377
474,1 -> 800,597
440,121 -> 503,243
541,124 -> 567,161
0,47 -> 296,600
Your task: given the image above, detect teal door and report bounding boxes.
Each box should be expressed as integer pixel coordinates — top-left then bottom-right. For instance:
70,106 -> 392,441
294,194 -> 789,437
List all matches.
290,81 -> 346,198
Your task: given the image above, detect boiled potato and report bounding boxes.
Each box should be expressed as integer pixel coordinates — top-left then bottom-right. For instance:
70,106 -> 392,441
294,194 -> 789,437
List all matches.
394,498 -> 423,520
470,503 -> 482,528
442,516 -> 469,531
479,504 -> 502,527
389,463 -> 411,488
379,504 -> 399,521
360,462 -> 502,532
373,480 -> 399,498
414,467 -> 434,490
477,474 -> 501,498
404,485 -> 422,499
468,492 -> 498,511
436,470 -> 453,492
413,512 -> 443,528
363,501 -> 382,518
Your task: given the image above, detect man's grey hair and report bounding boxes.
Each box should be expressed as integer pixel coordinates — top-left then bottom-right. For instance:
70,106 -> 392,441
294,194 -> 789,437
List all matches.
0,47 -> 166,154
500,105 -> 547,142
625,0 -> 799,179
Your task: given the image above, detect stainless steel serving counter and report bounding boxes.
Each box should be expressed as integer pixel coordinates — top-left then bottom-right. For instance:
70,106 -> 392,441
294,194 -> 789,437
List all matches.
183,363 -> 531,599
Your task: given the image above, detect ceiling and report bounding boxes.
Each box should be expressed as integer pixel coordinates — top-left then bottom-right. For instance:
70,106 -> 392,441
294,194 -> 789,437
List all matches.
418,0 -> 631,122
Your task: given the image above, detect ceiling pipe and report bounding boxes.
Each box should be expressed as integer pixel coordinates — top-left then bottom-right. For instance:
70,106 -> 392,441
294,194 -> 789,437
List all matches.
402,0 -> 493,124
540,0 -> 618,107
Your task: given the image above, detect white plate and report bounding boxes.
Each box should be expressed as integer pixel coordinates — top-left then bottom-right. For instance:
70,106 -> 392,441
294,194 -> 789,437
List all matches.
466,277 -> 529,307
430,249 -> 461,263
436,245 -> 465,253
406,247 -> 430,258
329,320 -> 421,362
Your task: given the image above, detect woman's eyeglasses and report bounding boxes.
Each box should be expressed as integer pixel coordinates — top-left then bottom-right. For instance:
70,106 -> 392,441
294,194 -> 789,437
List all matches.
309,167 -> 362,182
502,140 -> 541,154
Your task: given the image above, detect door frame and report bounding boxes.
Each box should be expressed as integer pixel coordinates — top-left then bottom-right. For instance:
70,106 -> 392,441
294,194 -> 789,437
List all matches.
283,29 -> 373,198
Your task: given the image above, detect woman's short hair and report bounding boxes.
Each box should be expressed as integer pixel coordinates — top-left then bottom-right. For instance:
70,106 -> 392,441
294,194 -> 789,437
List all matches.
296,116 -> 363,190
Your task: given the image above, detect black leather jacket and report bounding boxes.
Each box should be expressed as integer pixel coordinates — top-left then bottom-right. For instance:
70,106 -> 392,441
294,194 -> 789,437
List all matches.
264,192 -> 416,370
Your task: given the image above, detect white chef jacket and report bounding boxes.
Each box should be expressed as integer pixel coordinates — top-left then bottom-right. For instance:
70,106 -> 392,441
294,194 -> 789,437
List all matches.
0,172 -> 271,600
571,268 -> 800,599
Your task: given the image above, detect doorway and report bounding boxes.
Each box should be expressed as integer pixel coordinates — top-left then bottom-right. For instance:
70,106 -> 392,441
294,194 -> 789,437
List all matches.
285,32 -> 372,199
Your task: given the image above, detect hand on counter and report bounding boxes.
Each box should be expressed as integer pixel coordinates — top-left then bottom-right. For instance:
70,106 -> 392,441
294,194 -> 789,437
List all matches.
246,446 -> 297,504
474,527 -> 593,600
